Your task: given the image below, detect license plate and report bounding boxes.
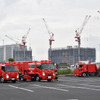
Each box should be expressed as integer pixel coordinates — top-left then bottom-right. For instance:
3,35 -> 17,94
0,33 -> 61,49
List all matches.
48,76 -> 51,79
12,78 -> 15,80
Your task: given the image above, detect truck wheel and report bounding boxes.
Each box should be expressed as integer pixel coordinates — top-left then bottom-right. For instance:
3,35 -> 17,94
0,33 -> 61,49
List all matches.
47,79 -> 51,82
12,80 -> 16,83
19,76 -> 22,81
36,75 -> 41,82
31,78 -> 35,81
82,72 -> 87,77
0,77 -> 4,83
21,76 -> 26,81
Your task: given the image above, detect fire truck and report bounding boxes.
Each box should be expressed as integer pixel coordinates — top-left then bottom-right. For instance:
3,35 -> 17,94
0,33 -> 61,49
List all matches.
0,62 -> 19,83
74,61 -> 100,77
30,60 -> 57,82
15,61 -> 33,81
16,60 -> 57,82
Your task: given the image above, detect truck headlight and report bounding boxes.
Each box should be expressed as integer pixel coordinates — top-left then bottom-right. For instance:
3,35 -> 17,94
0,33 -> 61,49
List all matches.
17,74 -> 19,78
42,72 -> 45,76
6,74 -> 9,79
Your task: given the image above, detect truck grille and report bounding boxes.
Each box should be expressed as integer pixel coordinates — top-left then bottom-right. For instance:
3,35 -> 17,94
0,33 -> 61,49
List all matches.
46,72 -> 52,78
48,72 -> 51,76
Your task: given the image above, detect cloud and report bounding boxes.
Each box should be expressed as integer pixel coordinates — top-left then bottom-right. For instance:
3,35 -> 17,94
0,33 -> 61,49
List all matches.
0,0 -> 100,61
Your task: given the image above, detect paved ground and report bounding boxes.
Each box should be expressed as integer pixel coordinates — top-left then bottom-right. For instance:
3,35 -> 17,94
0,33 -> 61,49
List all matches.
0,77 -> 100,100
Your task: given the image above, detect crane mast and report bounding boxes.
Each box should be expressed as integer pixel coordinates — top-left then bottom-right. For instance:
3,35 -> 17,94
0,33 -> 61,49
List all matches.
75,15 -> 91,61
42,18 -> 54,60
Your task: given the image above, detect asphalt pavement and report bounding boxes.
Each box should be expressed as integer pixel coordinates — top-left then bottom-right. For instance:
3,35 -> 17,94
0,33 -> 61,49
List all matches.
0,76 -> 100,100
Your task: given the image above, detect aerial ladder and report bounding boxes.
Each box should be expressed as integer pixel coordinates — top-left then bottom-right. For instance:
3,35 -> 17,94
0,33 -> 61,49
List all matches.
42,18 -> 54,60
75,15 -> 91,61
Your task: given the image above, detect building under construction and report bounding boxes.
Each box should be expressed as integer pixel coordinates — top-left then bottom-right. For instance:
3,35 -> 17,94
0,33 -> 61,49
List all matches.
0,44 -> 32,62
49,46 -> 96,65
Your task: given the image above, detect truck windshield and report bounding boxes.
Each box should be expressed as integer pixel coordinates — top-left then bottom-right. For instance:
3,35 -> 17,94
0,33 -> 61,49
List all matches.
42,63 -> 55,69
29,64 -> 35,68
79,65 -> 83,68
6,65 -> 18,72
75,65 -> 79,69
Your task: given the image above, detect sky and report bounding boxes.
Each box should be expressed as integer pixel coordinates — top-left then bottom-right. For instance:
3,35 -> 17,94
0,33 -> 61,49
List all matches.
0,0 -> 100,62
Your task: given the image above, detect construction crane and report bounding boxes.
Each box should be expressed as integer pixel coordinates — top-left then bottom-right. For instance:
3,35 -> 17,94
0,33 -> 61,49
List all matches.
5,35 -> 20,44
75,15 -> 91,61
21,28 -> 31,48
5,28 -> 31,49
42,18 -> 54,60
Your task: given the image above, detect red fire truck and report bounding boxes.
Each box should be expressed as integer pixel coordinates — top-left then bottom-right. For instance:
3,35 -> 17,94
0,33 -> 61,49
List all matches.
74,61 -> 100,77
0,62 -> 19,83
15,61 -> 33,81
16,60 -> 57,82
30,60 -> 57,82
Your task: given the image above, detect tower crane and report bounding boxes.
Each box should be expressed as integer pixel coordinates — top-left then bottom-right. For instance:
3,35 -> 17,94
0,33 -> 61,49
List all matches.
42,18 -> 54,60
5,35 -> 20,44
5,28 -> 31,49
21,28 -> 31,48
75,15 -> 91,61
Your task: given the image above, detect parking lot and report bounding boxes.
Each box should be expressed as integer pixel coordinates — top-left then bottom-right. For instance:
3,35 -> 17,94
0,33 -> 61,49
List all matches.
0,76 -> 100,100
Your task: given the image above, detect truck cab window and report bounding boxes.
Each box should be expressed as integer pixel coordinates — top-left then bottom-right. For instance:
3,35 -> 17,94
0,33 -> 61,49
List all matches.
79,65 -> 83,68
29,64 -> 35,68
37,64 -> 41,69
1,66 -> 5,72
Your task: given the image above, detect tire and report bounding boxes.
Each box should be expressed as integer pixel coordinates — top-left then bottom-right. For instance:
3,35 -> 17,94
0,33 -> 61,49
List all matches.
0,77 -> 4,83
31,78 -> 35,81
12,80 -> 16,83
55,76 -> 58,80
19,76 -> 22,81
36,75 -> 41,82
82,72 -> 87,77
47,79 -> 51,82
21,76 -> 26,81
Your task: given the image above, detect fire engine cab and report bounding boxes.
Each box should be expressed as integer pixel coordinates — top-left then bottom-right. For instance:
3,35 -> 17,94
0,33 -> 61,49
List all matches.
0,62 -> 19,83
30,60 -> 57,82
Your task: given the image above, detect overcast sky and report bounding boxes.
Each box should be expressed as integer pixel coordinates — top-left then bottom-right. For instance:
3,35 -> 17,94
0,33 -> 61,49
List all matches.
0,0 -> 100,62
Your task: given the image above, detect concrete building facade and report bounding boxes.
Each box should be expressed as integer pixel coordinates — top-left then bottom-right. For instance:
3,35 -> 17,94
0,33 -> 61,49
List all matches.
49,46 -> 96,65
0,44 -> 32,62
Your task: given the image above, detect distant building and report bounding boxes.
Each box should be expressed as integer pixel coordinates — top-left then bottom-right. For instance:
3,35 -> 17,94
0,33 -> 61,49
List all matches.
49,46 -> 96,65
0,44 -> 32,62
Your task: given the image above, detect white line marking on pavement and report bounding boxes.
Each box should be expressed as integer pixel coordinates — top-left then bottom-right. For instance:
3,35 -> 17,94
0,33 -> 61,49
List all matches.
8,85 -> 34,92
80,84 -> 100,88
33,84 -> 69,92
58,84 -> 100,91
67,99 -> 78,100
59,79 -> 100,82
59,79 -> 78,82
